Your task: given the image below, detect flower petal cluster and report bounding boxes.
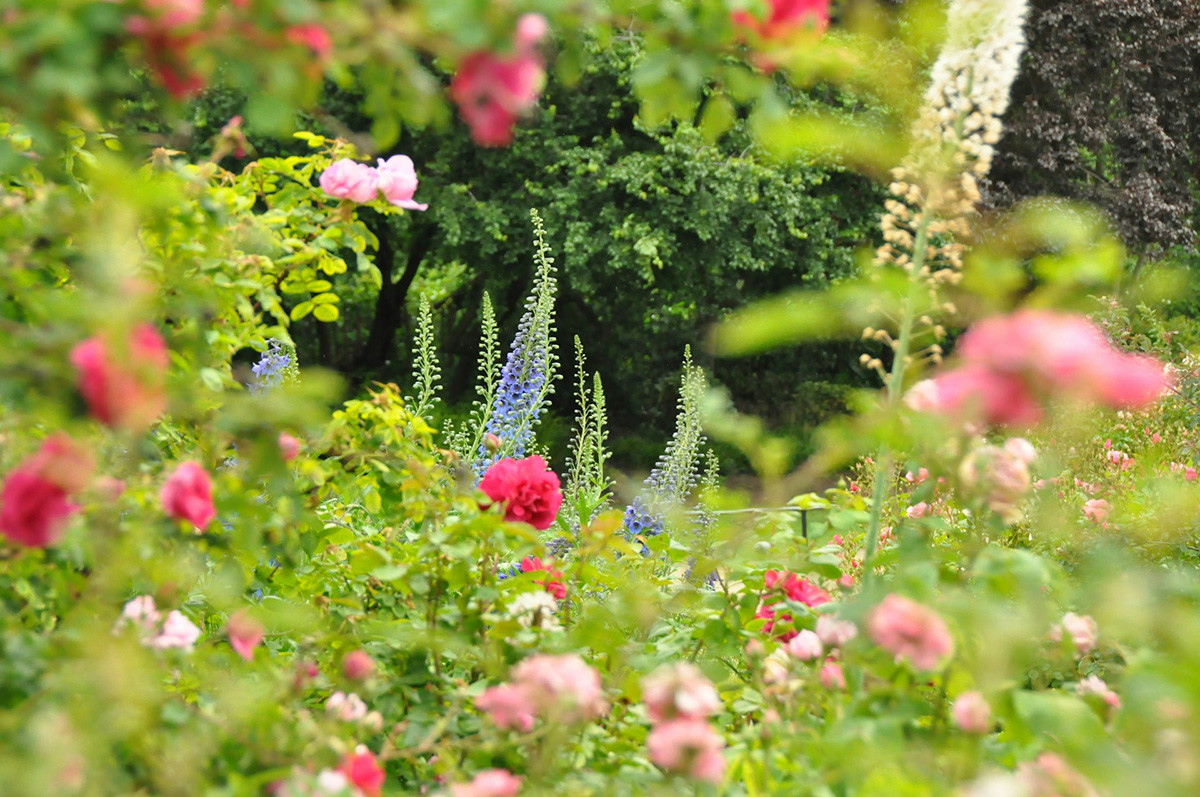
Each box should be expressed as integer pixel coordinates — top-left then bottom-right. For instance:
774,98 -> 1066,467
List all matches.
449,769 -> 523,797
476,653 -> 606,731
226,610 -> 264,661
449,14 -> 548,147
71,324 -> 169,431
479,456 -> 563,531
0,434 -> 93,548
953,690 -> 992,733
732,0 -> 830,40
867,594 -> 955,671
756,570 -> 832,642
959,437 -> 1037,523
146,609 -> 203,652
160,461 -> 216,531
518,555 -> 566,599
641,663 -> 721,723
338,746 -> 385,797
645,718 -> 726,784
1051,612 -> 1098,655
909,310 -> 1170,426
319,156 -> 428,209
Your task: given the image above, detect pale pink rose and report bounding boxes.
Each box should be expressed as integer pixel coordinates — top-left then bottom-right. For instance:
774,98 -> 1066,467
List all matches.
1003,437 -> 1037,464
1076,675 -> 1121,709
867,594 -> 954,671
278,432 -> 302,462
226,609 -> 263,661
819,661 -> 845,690
449,769 -> 523,797
160,461 -> 215,531
148,610 -> 202,652
118,595 -> 161,636
319,158 -> 379,203
1052,612 -> 1098,655
641,662 -> 722,722
375,155 -> 428,210
905,467 -> 929,484
786,629 -> 823,661
326,691 -> 368,722
1082,499 -> 1110,524
905,502 -> 931,519
1016,753 -> 1099,797
514,12 -> 549,47
476,683 -> 535,732
509,653 -> 607,722
815,615 -> 858,648
1151,432 -> 1162,444
645,718 -> 726,784
953,691 -> 991,733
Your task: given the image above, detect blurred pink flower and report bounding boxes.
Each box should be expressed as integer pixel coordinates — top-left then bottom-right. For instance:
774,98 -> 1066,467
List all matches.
226,610 -> 264,661
645,718 -> 726,784
1076,675 -> 1121,709
1016,753 -> 1099,797
278,432 -> 302,462
1187,467 -> 1198,482
285,23 -> 333,60
449,15 -> 548,147
510,653 -> 607,722
819,661 -> 845,690
326,691 -> 369,723
476,683 -> 535,732
732,0 -> 830,39
1052,612 -> 1098,656
319,159 -> 378,203
815,615 -> 858,647
867,594 -> 954,671
160,461 -> 215,531
71,324 -> 169,431
118,595 -> 161,636
450,769 -> 523,797
148,610 -> 201,652
143,0 -> 203,28
641,662 -> 722,722
1082,499 -> 1110,524
338,746 -> 384,797
905,502 -> 931,519
343,650 -> 376,681
375,155 -> 428,211
0,434 -> 94,548
786,630 -> 823,661
953,691 -> 991,733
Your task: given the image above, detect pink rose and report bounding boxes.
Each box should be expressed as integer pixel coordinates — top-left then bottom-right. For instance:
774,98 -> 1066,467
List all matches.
819,661 -> 846,690
160,461 -> 216,531
375,155 -> 428,210
1076,675 -> 1121,709
476,683 -> 536,732
905,502 -> 931,519
143,0 -> 203,28
1082,499 -> 1110,524
815,615 -> 858,647
338,747 -> 385,797
479,456 -> 563,530
1052,612 -> 1098,655
278,432 -> 302,462
450,770 -> 523,797
641,662 -> 722,722
519,556 -> 566,599
732,0 -> 830,39
71,324 -> 169,431
645,718 -> 726,784
343,649 -> 376,681
226,609 -> 264,661
148,610 -> 202,652
319,158 -> 379,203
449,15 -> 548,147
510,653 -> 606,722
953,691 -> 991,733
786,630 -> 823,661
867,594 -> 954,671
0,466 -> 80,548
285,23 -> 333,60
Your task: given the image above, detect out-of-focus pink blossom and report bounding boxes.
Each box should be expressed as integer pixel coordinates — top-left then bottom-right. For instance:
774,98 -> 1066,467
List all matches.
510,653 -> 607,722
319,159 -> 379,203
160,461 -> 216,531
286,23 -> 333,60
953,691 -> 992,733
867,594 -> 954,671
375,155 -> 428,211
815,615 -> 858,648
757,570 -> 831,642
732,0 -> 831,39
449,769 -> 523,797
960,438 -> 1037,524
1051,612 -> 1098,656
338,746 -> 385,797
142,0 -> 203,28
0,434 -> 94,548
343,650 -> 376,681
476,683 -> 536,732
905,502 -> 931,519
278,432 -> 302,462
326,691 -> 369,723
71,324 -> 169,431
786,630 -> 823,661
118,595 -> 161,636
449,15 -> 548,147
148,610 -> 202,652
641,662 -> 722,722
1076,675 -> 1121,709
1082,499 -> 1110,524
905,467 -> 929,484
819,661 -> 845,690
1016,753 -> 1099,797
1187,467 -> 1198,482
645,718 -> 726,784
226,610 -> 264,661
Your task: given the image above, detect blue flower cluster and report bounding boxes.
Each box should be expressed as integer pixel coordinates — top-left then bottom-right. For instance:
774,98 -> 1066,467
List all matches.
251,339 -> 292,393
622,496 -> 665,539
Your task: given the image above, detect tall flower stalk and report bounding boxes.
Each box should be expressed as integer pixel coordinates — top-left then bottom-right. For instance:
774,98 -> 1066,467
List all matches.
472,209 -> 559,477
861,0 -> 1031,571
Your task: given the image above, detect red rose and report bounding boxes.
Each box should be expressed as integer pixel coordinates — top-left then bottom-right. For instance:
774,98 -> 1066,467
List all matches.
758,570 -> 832,642
520,555 -> 567,600
160,461 -> 215,531
479,455 -> 563,530
71,324 -> 169,431
339,747 -> 385,797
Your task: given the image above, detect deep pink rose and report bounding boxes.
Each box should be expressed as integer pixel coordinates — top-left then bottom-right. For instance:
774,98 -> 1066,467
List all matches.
449,14 -> 547,147
479,455 -> 562,530
732,0 -> 830,39
520,555 -> 566,599
319,158 -> 379,203
71,324 -> 169,431
0,468 -> 79,548
226,610 -> 264,661
375,155 -> 428,210
285,23 -> 333,60
160,461 -> 215,531
338,747 -> 385,797
343,649 -> 376,681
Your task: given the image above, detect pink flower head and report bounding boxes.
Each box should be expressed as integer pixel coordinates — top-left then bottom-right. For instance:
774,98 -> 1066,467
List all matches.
319,158 -> 379,203
867,594 -> 954,671
27,433 -> 95,494
226,609 -> 264,661
905,502 -> 931,519
905,467 -> 929,484
645,718 -> 726,784
338,746 -> 385,797
510,653 -> 607,722
1052,612 -> 1098,656
1016,753 -> 1099,797
449,15 -> 548,147
786,629 -> 823,661
1076,675 -> 1121,709
375,155 -> 428,211
0,465 -> 80,548
1188,466 -> 1198,482
519,555 -> 566,599
148,610 -> 202,652
278,432 -> 302,462
1082,498 -> 1110,524
326,691 -> 369,723
343,649 -> 376,681
910,366 -> 1043,427
476,683 -> 536,732
641,662 -> 722,722
758,570 -> 832,642
815,615 -> 858,648
71,324 -> 169,431
732,0 -> 831,39
142,0 -> 203,29
479,456 -> 563,530
953,691 -> 991,733
285,23 -> 333,60
160,461 -> 215,531
450,769 -> 523,797
819,661 -> 846,690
